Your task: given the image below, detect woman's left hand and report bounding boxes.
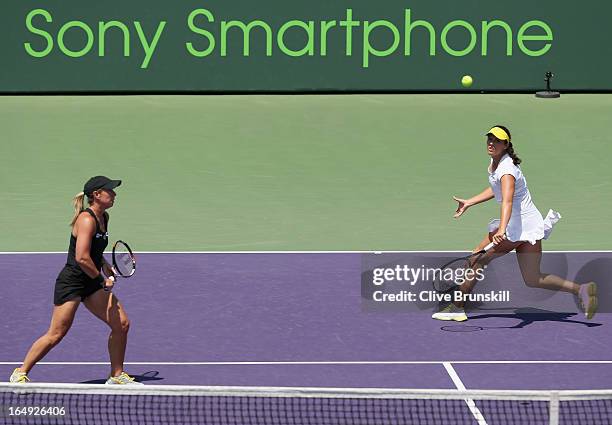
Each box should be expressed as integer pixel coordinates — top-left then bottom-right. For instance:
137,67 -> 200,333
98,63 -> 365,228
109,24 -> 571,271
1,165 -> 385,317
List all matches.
492,230 -> 507,245
102,262 -> 115,279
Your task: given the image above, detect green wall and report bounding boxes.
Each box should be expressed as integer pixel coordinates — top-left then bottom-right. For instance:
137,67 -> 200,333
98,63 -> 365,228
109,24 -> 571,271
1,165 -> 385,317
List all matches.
1,1 -> 611,91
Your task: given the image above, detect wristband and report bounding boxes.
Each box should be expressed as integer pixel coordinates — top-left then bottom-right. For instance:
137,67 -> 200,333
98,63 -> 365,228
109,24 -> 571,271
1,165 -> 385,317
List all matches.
94,274 -> 105,285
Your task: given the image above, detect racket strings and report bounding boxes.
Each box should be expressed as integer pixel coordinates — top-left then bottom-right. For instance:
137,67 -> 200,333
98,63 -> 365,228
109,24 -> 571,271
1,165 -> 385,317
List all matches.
117,251 -> 131,265
113,242 -> 135,277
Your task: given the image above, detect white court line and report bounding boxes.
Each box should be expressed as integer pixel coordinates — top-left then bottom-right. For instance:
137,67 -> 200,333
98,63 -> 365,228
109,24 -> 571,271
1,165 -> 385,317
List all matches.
1,250 -> 611,254
443,362 -> 488,425
1,360 -> 611,365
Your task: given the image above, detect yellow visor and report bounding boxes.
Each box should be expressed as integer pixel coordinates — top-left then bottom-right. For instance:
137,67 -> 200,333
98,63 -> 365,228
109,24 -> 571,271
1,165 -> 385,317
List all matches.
486,127 -> 511,142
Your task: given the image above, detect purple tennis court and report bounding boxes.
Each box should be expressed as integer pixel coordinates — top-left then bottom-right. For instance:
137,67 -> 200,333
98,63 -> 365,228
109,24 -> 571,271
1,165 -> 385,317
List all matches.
1,252 -> 611,424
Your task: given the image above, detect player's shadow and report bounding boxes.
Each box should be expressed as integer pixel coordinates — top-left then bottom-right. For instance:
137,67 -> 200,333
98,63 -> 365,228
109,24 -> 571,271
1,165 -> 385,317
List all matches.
467,307 -> 601,329
80,371 -> 163,384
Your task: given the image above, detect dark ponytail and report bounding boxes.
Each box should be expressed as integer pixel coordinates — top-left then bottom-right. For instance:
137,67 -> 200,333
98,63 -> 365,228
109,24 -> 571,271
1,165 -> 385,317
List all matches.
493,124 -> 522,166
506,142 -> 522,166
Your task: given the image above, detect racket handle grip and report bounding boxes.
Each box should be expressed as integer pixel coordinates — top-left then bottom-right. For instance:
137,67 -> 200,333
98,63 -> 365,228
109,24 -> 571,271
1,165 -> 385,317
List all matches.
485,231 -> 508,251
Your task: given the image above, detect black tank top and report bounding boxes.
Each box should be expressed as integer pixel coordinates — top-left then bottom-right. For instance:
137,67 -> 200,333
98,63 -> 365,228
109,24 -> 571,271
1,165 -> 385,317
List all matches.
66,208 -> 109,270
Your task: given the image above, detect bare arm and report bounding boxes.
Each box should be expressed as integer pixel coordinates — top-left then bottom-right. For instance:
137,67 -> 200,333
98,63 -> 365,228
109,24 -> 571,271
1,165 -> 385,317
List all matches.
74,214 -> 114,289
492,175 -> 515,243
102,257 -> 115,278
74,215 -> 100,278
100,213 -> 115,278
453,187 -> 494,218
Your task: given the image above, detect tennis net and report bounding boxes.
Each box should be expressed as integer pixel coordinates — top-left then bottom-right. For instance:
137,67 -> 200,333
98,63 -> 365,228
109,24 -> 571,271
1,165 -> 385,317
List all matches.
1,383 -> 611,425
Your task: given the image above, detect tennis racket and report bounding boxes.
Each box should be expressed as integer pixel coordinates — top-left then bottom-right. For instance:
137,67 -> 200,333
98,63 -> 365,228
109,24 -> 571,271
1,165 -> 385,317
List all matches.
432,241 -> 495,293
111,240 -> 136,278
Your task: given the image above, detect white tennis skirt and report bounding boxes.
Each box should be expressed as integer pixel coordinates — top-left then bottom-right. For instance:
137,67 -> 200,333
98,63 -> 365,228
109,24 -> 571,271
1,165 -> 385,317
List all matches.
488,209 -> 562,245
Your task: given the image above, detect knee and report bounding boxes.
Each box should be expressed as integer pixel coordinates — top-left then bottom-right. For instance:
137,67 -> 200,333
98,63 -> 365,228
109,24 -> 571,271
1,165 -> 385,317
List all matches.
471,260 -> 483,270
523,274 -> 543,288
112,318 -> 130,334
121,318 -> 130,334
471,257 -> 491,270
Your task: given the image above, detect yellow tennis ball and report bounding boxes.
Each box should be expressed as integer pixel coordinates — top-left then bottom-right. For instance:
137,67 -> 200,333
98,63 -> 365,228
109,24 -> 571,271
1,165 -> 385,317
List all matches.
461,75 -> 473,88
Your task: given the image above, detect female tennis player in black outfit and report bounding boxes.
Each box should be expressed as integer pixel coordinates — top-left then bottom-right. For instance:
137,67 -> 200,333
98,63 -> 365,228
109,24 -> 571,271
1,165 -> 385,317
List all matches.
9,176 -> 142,385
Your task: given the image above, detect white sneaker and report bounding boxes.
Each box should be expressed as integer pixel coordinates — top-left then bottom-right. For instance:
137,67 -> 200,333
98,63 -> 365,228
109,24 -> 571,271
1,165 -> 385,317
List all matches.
9,368 -> 30,384
432,304 -> 468,322
105,372 -> 144,385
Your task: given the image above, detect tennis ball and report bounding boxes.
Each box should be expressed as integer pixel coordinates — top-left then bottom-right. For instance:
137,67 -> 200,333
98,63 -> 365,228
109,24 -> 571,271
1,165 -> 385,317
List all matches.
461,75 -> 473,88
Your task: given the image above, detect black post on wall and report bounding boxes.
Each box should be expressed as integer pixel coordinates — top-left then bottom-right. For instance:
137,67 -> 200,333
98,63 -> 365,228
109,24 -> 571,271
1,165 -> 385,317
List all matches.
536,72 -> 561,98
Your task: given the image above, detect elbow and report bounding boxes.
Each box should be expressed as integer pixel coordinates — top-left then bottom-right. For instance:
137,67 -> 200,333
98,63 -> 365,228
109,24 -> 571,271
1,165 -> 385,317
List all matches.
75,254 -> 90,265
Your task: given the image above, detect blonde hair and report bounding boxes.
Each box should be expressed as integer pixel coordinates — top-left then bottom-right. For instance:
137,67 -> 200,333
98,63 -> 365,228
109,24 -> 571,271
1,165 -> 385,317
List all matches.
70,192 -> 89,227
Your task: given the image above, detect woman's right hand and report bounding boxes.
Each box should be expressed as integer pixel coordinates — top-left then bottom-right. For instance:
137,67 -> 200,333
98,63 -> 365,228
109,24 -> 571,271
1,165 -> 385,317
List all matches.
453,196 -> 472,218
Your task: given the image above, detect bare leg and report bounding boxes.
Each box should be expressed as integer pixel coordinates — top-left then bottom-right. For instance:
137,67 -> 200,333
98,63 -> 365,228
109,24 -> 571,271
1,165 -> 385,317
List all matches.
83,289 -> 130,377
19,299 -> 80,374
516,240 -> 580,295
455,231 -> 522,308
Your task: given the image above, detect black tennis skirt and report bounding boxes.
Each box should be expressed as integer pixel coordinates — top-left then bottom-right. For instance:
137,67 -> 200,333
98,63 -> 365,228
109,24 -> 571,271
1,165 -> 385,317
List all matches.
54,265 -> 102,306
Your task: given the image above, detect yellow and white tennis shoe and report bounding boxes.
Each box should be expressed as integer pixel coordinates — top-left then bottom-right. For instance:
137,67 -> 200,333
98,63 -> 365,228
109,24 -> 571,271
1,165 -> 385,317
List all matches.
578,282 -> 598,320
432,304 -> 468,322
9,368 -> 30,384
105,372 -> 144,385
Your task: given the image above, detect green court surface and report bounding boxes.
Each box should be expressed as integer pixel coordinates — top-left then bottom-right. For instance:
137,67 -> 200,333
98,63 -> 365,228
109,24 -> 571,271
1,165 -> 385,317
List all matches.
1,94 -> 610,251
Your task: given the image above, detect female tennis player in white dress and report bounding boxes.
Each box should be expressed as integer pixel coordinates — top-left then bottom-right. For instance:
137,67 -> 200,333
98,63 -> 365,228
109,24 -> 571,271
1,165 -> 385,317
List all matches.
432,126 -> 597,322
